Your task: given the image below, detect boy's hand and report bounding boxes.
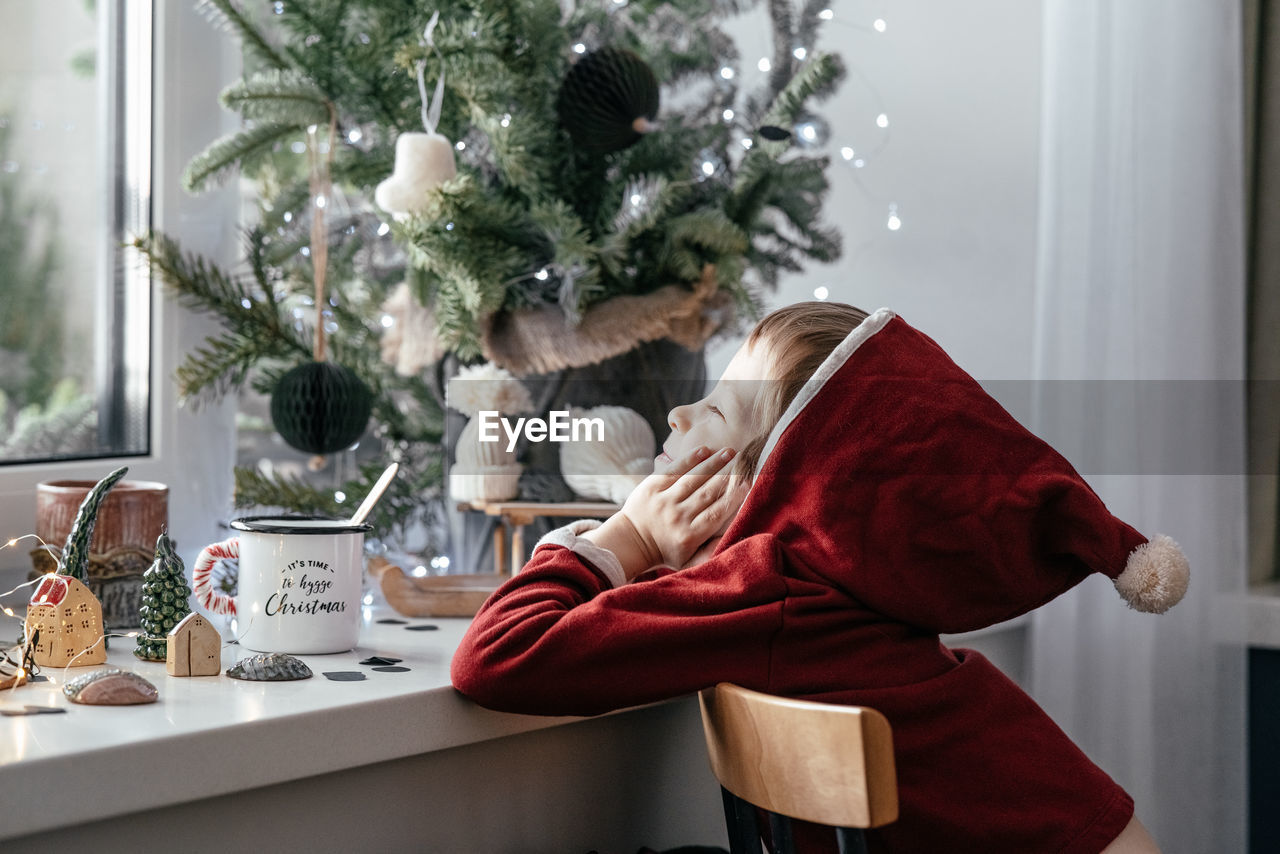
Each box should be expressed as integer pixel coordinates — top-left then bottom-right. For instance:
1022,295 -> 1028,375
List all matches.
581,446 -> 747,580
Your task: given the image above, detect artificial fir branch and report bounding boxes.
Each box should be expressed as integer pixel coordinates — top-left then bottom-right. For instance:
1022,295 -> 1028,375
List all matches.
154,0 -> 850,540
234,465 -> 343,516
761,51 -> 845,131
182,122 -> 302,194
135,233 -> 307,350
196,0 -> 291,71
766,0 -> 796,99
796,0 -> 830,57
219,70 -> 332,127
134,233 -> 311,401
235,453 -> 443,539
173,332 -> 279,404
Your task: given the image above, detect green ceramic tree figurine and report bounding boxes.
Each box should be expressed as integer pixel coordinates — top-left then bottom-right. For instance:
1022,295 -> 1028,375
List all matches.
59,465 -> 128,583
133,532 -> 192,662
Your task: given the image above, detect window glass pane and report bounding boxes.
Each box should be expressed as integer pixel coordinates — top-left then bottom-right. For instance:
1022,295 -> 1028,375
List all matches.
0,0 -> 150,464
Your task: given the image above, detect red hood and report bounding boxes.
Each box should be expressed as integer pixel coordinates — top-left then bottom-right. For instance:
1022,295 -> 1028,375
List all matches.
719,309 -> 1150,634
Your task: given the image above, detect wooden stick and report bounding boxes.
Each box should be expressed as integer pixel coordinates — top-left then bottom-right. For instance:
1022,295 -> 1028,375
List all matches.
309,106 -> 338,363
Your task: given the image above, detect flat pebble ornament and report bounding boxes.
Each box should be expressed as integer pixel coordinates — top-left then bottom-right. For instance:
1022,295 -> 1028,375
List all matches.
226,652 -> 313,681
63,669 -> 158,705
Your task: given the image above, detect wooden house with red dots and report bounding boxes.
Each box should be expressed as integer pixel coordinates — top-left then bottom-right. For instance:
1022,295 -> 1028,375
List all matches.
26,574 -> 106,667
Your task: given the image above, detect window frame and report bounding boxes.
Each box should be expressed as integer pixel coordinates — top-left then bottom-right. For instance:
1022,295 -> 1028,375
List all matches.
0,0 -> 152,467
0,1 -> 240,577
94,0 -> 154,460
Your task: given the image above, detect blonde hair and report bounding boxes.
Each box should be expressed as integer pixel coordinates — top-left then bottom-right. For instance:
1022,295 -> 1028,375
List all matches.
733,301 -> 870,479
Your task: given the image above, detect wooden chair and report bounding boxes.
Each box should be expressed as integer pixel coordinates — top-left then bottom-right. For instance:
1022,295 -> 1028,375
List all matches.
698,683 -> 898,854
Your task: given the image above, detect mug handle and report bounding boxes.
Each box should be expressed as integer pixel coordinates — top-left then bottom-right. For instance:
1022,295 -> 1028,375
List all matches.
193,536 -> 239,617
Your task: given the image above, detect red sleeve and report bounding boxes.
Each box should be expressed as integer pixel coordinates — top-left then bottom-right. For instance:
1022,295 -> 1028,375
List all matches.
450,533 -> 788,716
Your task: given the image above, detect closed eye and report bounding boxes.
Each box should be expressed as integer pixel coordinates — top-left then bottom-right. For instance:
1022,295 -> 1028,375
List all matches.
707,404 -> 725,421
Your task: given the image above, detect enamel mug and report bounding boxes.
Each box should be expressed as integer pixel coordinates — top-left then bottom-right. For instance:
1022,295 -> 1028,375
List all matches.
192,516 -> 371,654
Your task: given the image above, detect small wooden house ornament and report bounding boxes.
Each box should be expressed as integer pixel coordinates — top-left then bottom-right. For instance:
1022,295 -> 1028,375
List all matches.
26,574 -> 106,668
166,612 -> 221,677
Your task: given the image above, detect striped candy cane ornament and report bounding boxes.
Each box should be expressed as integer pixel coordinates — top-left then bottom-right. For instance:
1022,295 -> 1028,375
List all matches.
192,537 -> 239,617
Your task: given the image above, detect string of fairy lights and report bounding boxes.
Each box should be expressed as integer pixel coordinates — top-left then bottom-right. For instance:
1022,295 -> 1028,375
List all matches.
0,537 -> 126,689
716,1 -> 902,303
0,534 -> 257,692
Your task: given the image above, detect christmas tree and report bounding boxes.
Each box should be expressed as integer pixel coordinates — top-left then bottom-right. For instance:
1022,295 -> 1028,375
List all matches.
137,0 -> 845,543
134,533 -> 193,661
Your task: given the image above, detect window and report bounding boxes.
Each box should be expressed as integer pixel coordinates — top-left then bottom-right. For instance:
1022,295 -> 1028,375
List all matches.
0,0 -> 151,465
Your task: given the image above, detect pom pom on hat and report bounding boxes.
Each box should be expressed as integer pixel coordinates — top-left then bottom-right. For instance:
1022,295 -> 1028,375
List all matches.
1114,534 -> 1190,613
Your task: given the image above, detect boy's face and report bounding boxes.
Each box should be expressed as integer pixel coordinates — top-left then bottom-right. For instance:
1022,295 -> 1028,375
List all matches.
656,340 -> 770,475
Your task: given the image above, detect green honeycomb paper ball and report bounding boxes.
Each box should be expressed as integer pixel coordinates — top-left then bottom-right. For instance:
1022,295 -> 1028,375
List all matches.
557,47 -> 660,154
270,361 -> 374,455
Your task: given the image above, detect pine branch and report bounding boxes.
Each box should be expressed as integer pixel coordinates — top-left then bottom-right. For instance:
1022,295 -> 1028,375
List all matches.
220,70 -> 332,127
135,233 -> 310,400
234,466 -> 342,516
196,0 -> 290,70
796,0 -> 829,54
234,454 -> 444,542
766,0 -> 796,99
172,332 -> 271,404
183,122 -> 301,194
762,51 -> 845,130
725,151 -> 778,228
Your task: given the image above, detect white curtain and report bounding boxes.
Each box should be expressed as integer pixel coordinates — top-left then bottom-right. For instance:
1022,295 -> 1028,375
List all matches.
1030,2 -> 1247,852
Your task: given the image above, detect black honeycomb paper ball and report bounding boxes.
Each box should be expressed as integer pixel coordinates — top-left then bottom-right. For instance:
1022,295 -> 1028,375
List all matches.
270,361 -> 374,455
557,46 -> 660,154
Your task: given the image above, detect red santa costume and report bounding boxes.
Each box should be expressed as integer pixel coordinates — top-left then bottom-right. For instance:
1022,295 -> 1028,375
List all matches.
451,308 -> 1190,853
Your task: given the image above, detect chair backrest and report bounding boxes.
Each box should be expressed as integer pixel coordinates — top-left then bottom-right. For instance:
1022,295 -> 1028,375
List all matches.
698,683 -> 898,853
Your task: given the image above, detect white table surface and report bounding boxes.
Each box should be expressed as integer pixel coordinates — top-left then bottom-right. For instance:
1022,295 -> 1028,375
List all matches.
0,608 -> 585,841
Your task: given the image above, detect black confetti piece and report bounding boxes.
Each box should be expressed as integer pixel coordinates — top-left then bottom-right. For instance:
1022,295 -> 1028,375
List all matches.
758,124 -> 791,141
322,671 -> 367,682
372,665 -> 411,673
376,618 -> 408,625
359,656 -> 402,666
405,624 -> 439,631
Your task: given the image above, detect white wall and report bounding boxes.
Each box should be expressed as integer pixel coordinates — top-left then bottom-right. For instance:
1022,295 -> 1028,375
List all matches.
710,0 -> 1042,383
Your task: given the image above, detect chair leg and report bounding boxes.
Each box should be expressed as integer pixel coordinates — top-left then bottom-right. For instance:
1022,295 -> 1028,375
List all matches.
836,827 -> 869,854
768,812 -> 796,854
720,787 -> 760,854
